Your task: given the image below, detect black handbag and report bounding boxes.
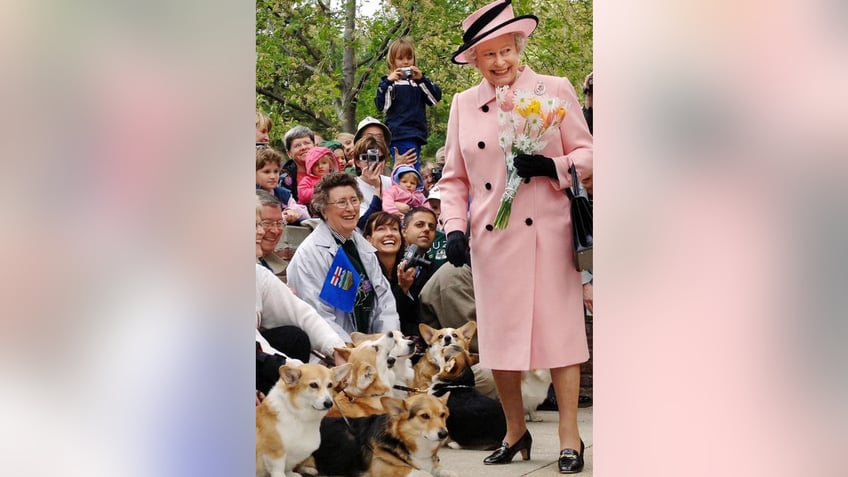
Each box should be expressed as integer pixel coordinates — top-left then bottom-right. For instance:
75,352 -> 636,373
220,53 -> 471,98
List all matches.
566,164 -> 593,271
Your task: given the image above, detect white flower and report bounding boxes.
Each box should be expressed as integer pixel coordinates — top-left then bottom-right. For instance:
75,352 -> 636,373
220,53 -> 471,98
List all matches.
498,132 -> 512,151
497,109 -> 509,125
514,134 -> 533,153
514,89 -> 533,108
540,96 -> 560,114
525,113 -> 543,132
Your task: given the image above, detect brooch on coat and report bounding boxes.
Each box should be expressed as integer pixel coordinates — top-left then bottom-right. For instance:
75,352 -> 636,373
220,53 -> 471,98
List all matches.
534,81 -> 546,96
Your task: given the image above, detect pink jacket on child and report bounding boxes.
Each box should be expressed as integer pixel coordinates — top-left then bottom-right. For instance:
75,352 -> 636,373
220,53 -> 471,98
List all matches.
382,164 -> 427,215
298,147 -> 338,206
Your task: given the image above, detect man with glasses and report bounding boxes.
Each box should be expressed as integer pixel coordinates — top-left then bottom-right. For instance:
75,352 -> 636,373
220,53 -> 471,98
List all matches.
256,190 -> 290,282
287,172 -> 400,342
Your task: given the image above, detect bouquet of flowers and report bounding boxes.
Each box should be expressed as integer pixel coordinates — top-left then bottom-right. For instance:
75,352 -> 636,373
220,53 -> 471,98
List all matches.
493,85 -> 568,229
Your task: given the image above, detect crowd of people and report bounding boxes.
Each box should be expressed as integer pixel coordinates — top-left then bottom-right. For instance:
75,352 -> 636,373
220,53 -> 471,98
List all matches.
255,0 -> 593,473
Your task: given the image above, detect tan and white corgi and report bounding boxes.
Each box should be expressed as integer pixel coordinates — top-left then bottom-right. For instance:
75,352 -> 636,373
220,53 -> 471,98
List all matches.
327,337 -> 394,418
351,330 -> 416,398
413,322 -> 477,389
256,362 -> 350,477
314,393 -> 456,477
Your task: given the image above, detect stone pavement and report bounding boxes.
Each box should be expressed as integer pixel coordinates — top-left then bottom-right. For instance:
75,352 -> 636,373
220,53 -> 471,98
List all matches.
437,408 -> 593,476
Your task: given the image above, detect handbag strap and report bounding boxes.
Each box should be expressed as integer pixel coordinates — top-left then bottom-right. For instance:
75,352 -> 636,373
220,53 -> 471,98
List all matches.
565,163 -> 588,200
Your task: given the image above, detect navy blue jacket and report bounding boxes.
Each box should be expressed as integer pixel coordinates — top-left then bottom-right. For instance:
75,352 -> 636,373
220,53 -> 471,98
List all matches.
375,75 -> 441,144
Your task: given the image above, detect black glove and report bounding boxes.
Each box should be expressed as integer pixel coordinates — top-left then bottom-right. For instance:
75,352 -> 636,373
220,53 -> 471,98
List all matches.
513,153 -> 557,179
445,231 -> 470,267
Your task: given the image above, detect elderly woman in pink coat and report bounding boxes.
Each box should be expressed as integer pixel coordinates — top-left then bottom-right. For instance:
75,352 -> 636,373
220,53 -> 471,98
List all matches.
439,0 -> 593,473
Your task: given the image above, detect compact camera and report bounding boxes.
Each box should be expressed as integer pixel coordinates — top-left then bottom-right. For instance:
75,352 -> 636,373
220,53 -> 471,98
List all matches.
359,148 -> 381,163
401,67 -> 413,80
431,167 -> 443,183
402,244 -> 432,271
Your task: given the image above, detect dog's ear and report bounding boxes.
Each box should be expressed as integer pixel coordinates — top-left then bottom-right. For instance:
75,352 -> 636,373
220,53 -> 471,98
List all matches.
279,365 -> 301,385
381,396 -> 406,416
443,358 -> 457,373
468,352 -> 480,366
335,346 -> 353,360
350,332 -> 368,345
332,363 -> 352,386
419,323 -> 436,343
356,364 -> 377,389
457,321 -> 477,342
437,392 -> 450,407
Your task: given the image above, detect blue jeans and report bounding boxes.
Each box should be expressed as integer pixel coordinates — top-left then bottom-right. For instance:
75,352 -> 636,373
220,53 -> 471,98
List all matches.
390,140 -> 421,172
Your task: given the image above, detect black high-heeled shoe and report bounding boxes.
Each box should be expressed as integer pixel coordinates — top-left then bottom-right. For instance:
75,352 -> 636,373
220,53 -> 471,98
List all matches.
483,430 -> 532,465
558,440 -> 585,474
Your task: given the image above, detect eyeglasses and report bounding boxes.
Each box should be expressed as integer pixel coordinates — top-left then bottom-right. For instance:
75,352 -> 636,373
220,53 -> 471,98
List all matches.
259,220 -> 285,230
328,198 -> 361,209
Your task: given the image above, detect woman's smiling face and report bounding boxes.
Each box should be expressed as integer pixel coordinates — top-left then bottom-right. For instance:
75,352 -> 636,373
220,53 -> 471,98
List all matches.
473,34 -> 520,87
367,221 -> 402,256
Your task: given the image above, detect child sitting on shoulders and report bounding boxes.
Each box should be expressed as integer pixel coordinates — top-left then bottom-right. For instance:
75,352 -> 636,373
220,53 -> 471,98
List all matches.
382,164 -> 427,217
256,147 -> 310,224
298,146 -> 339,208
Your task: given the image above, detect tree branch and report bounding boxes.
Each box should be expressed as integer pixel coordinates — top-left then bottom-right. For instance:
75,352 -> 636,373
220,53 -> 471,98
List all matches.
256,87 -> 334,130
270,3 -> 323,64
355,20 -> 408,69
352,21 -> 410,99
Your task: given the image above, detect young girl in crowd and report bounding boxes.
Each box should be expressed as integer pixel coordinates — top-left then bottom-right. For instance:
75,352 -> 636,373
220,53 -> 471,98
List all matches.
382,164 -> 426,217
298,146 -> 339,208
256,111 -> 272,144
334,132 -> 356,172
375,37 -> 442,171
319,140 -> 347,171
255,147 -> 309,224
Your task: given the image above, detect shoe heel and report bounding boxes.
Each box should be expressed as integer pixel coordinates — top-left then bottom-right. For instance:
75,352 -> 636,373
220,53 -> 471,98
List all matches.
520,448 -> 531,461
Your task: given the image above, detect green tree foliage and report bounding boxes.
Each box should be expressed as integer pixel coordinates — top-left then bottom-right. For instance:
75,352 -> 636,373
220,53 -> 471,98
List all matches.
257,0 -> 592,156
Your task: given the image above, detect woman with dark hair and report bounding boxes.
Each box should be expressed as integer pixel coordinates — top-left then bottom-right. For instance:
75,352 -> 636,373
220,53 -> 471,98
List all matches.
364,209 -> 438,338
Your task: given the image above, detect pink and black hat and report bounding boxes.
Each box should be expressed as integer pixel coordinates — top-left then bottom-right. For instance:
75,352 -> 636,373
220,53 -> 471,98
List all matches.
451,0 -> 538,65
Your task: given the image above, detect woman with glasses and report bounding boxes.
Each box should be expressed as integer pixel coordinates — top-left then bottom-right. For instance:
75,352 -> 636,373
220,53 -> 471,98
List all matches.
286,172 -> 400,342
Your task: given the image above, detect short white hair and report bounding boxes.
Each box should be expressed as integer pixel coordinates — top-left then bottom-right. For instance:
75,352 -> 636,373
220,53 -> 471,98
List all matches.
465,33 -> 528,65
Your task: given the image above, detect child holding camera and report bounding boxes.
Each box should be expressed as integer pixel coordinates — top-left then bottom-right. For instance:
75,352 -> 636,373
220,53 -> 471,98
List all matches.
375,37 -> 442,172
382,164 -> 427,217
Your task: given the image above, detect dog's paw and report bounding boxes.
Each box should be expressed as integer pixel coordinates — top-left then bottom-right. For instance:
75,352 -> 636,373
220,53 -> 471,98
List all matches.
284,471 -> 303,477
292,463 -> 317,477
447,440 -> 462,450
525,411 -> 544,422
433,469 -> 458,477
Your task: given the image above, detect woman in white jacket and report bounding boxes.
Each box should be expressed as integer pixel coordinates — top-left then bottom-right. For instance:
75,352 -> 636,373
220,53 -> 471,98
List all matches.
287,172 -> 400,342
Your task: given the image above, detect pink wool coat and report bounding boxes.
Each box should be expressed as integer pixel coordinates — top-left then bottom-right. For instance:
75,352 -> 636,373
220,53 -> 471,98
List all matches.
439,66 -> 593,370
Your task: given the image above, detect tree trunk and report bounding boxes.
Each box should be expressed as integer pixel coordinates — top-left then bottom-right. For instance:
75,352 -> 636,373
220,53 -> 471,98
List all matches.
341,0 -> 357,133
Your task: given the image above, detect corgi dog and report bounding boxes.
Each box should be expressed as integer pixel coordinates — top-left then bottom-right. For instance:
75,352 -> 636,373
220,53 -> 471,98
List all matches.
256,362 -> 350,477
522,369 -> 553,421
413,322 -> 477,390
429,344 -> 506,450
351,330 -> 416,398
327,337 -> 394,418
314,393 -> 457,477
